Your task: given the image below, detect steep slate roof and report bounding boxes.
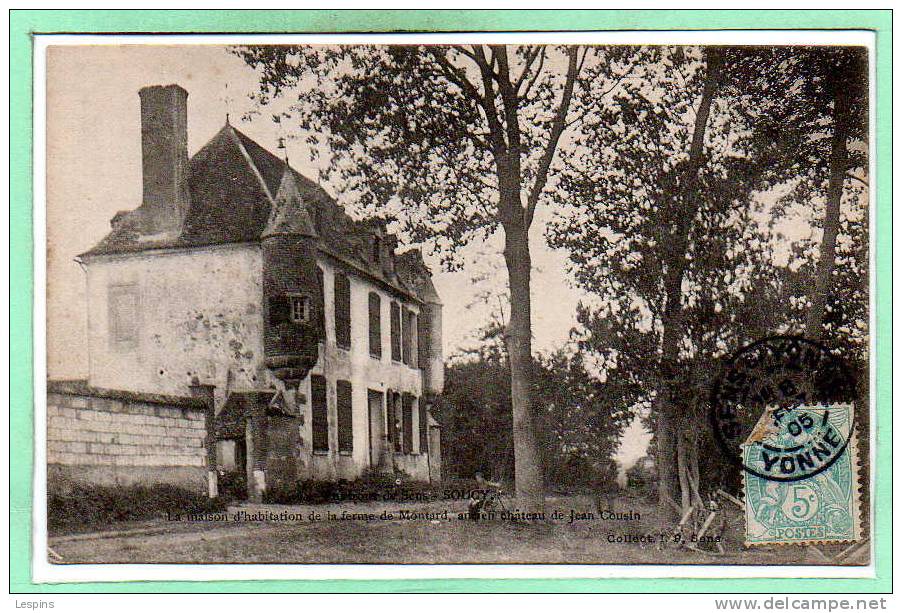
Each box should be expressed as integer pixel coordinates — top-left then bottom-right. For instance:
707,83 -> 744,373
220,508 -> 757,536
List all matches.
83,123 -> 438,304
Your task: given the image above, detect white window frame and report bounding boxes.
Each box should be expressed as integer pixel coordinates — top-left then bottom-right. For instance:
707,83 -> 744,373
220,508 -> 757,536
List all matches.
288,293 -> 312,324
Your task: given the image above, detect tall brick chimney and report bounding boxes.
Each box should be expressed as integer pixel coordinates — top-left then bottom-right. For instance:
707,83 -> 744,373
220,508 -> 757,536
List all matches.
138,84 -> 189,232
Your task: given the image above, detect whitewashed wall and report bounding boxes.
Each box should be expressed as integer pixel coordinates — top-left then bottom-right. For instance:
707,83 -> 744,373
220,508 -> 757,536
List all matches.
84,243 -> 264,408
304,257 -> 428,481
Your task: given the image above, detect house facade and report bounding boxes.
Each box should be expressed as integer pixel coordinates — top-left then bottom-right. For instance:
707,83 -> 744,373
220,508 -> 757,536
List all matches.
79,84 -> 444,499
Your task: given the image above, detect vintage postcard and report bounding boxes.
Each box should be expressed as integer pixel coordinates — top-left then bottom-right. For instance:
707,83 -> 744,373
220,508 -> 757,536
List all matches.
31,27 -> 880,584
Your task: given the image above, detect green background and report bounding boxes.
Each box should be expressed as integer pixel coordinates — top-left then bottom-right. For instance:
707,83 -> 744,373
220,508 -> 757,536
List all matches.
9,9 -> 892,593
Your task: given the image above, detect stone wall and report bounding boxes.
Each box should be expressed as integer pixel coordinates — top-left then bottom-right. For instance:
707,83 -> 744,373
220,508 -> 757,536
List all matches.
47,380 -> 209,493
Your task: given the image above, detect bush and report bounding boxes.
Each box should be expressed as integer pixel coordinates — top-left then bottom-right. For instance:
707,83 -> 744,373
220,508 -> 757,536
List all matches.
48,482 -> 226,534
217,470 -> 247,502
625,457 -> 657,496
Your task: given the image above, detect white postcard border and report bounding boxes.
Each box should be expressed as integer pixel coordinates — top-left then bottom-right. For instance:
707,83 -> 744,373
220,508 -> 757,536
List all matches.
32,29 -> 878,584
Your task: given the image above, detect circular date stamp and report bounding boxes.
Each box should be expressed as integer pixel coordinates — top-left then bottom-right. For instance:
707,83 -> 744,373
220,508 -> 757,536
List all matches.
709,335 -> 858,482
710,336 -> 862,546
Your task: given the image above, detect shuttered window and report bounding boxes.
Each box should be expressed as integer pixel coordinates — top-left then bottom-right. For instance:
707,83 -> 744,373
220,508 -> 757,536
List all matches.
311,375 -> 328,452
402,394 -> 414,454
337,380 -> 353,454
316,267 -> 325,339
417,310 -> 430,369
368,292 -> 382,358
390,301 -> 402,362
401,307 -> 411,365
403,309 -> 418,368
269,295 -> 290,326
419,400 -> 428,454
334,272 -> 351,349
387,391 -> 402,453
386,389 -> 395,449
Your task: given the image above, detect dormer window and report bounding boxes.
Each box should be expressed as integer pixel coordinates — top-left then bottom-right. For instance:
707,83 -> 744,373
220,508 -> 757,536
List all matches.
289,294 -> 312,324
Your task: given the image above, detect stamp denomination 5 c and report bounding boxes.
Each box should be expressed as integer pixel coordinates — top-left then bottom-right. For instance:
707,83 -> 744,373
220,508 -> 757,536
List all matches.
742,403 -> 860,546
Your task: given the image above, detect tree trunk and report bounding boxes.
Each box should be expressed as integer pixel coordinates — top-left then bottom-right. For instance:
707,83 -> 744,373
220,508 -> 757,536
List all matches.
655,48 -> 723,515
806,74 -> 852,339
471,45 -> 580,518
676,432 -> 692,512
503,221 -> 545,516
656,398 -> 679,510
656,255 -> 686,516
688,433 -> 703,509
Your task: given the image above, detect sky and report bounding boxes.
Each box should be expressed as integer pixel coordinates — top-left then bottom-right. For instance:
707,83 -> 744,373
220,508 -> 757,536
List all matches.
45,44 -> 653,467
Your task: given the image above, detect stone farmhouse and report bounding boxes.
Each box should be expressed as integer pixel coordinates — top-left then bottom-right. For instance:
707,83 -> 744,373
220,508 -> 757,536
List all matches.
52,84 -> 444,501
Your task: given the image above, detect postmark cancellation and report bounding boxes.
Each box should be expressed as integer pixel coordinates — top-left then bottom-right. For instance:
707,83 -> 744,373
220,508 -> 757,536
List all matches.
742,403 -> 861,546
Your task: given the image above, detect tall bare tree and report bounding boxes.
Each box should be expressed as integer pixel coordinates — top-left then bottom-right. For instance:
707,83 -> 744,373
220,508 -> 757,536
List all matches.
236,44 -> 631,514
653,47 -> 724,512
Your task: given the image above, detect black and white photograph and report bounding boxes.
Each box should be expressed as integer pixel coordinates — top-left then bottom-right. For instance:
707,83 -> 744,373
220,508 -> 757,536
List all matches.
40,37 -> 872,570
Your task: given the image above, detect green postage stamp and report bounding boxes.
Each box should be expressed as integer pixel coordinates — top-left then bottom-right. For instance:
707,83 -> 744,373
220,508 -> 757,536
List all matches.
742,403 -> 860,546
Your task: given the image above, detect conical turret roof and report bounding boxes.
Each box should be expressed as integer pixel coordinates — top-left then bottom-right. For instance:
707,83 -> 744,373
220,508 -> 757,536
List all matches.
262,168 -> 318,238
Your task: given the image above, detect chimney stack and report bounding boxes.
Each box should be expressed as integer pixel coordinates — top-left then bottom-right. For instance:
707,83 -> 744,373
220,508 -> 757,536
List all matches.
138,84 -> 189,232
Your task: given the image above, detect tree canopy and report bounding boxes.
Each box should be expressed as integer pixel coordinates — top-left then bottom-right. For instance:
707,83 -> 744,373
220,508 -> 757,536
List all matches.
236,44 -> 870,516
235,45 -> 634,266
547,45 -> 869,511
